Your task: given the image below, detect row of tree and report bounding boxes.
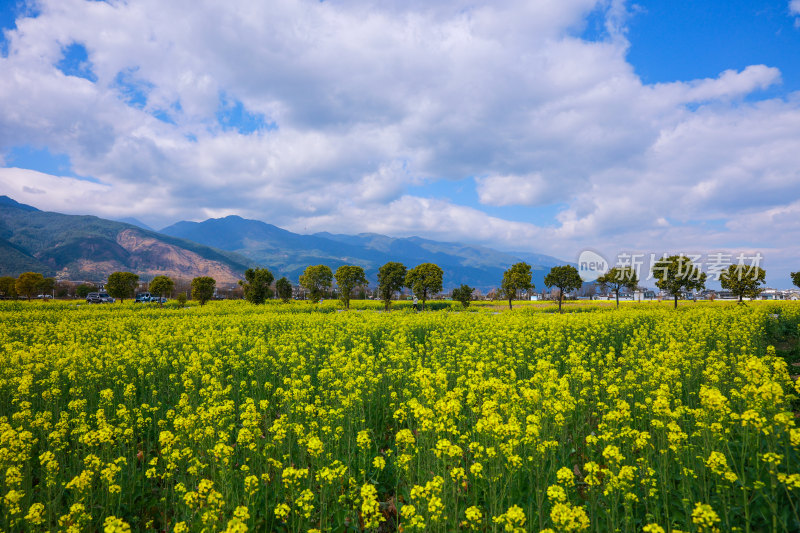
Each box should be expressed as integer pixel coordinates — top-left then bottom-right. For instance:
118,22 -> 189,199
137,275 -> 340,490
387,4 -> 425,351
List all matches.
595,256 -> 778,308
2,258 -> 796,310
0,271 -> 220,306
294,263 -> 446,310
236,262 -> 456,310
82,272 -> 221,306
0,272 -> 56,301
298,262 -> 585,312
493,255 -> 784,311
105,273 -> 219,306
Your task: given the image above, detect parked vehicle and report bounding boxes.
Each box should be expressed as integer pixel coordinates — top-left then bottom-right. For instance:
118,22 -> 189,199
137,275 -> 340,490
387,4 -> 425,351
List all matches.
136,293 -> 168,304
86,292 -> 115,303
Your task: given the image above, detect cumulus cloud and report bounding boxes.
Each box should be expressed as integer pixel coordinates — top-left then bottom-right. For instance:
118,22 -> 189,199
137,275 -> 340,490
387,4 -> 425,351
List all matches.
293,194 -> 547,246
0,0 -> 799,285
656,66 -> 781,104
476,174 -> 552,207
791,0 -> 800,27
1,167 -> 110,208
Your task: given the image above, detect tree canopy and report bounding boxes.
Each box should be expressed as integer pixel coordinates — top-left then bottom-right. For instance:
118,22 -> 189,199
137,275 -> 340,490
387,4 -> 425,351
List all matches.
405,263 -> 443,310
501,262 -> 533,310
720,264 -> 766,303
239,267 -> 275,304
276,277 -> 293,303
377,262 -> 407,311
299,265 -> 333,303
544,265 -> 583,313
651,255 -> 706,309
0,276 -> 17,299
597,266 -> 639,308
451,284 -> 474,308
334,265 -> 367,309
791,271 -> 800,289
191,276 -> 216,305
15,272 -> 44,301
149,275 -> 174,305
106,271 -> 139,302
38,277 -> 55,299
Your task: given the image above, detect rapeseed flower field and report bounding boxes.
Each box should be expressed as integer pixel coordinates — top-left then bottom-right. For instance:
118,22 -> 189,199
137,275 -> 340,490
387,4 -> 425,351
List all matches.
0,300 -> 798,532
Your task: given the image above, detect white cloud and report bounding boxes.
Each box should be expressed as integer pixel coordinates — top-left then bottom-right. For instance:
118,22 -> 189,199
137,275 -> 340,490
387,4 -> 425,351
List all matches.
476,174 -> 552,206
292,194 -> 547,246
791,0 -> 800,27
656,66 -> 780,104
0,0 -> 799,285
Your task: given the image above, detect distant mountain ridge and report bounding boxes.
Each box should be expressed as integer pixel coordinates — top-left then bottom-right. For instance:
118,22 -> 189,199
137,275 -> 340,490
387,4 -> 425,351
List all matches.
0,195 -> 39,212
161,215 -> 568,290
0,196 -> 569,290
114,217 -> 154,231
0,196 -> 252,283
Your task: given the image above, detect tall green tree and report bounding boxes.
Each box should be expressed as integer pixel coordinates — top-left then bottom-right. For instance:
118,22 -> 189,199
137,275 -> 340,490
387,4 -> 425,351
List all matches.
451,284 -> 474,308
0,276 -> 17,299
334,265 -> 367,310
299,265 -> 333,303
405,263 -> 443,310
544,265 -> 583,314
791,271 -> 800,289
149,275 -> 174,306
720,264 -> 766,304
597,266 -> 639,308
106,271 -> 139,302
15,272 -> 44,301
651,255 -> 706,309
191,276 -> 216,305
501,262 -> 533,310
38,277 -> 55,299
239,267 -> 275,304
276,277 -> 293,303
377,262 -> 407,311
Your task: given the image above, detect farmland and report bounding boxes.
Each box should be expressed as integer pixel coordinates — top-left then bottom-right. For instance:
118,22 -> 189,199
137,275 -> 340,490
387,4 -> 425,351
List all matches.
1,300 -> 798,532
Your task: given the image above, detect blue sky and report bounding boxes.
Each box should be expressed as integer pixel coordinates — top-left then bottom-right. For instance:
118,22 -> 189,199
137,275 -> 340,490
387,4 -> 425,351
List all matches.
0,0 -> 799,287
625,0 -> 800,95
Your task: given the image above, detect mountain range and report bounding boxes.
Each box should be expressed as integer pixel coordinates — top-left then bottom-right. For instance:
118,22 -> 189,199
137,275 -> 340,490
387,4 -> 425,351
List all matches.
0,196 -> 251,284
160,216 -> 567,290
0,195 -> 568,290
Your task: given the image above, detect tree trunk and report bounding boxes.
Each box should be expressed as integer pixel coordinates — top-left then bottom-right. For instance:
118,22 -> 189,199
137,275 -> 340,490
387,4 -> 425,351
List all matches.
558,292 -> 563,313
674,294 -> 678,309
508,297 -> 512,310
615,290 -> 619,308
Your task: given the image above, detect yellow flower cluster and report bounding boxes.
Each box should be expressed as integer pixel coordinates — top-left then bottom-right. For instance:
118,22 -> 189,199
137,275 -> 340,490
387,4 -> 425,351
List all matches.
0,299 -> 797,531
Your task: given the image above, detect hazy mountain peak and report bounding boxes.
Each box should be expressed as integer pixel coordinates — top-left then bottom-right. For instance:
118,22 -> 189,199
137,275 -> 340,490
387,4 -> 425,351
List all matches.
0,195 -> 39,212
115,217 -> 153,231
162,214 -> 567,289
